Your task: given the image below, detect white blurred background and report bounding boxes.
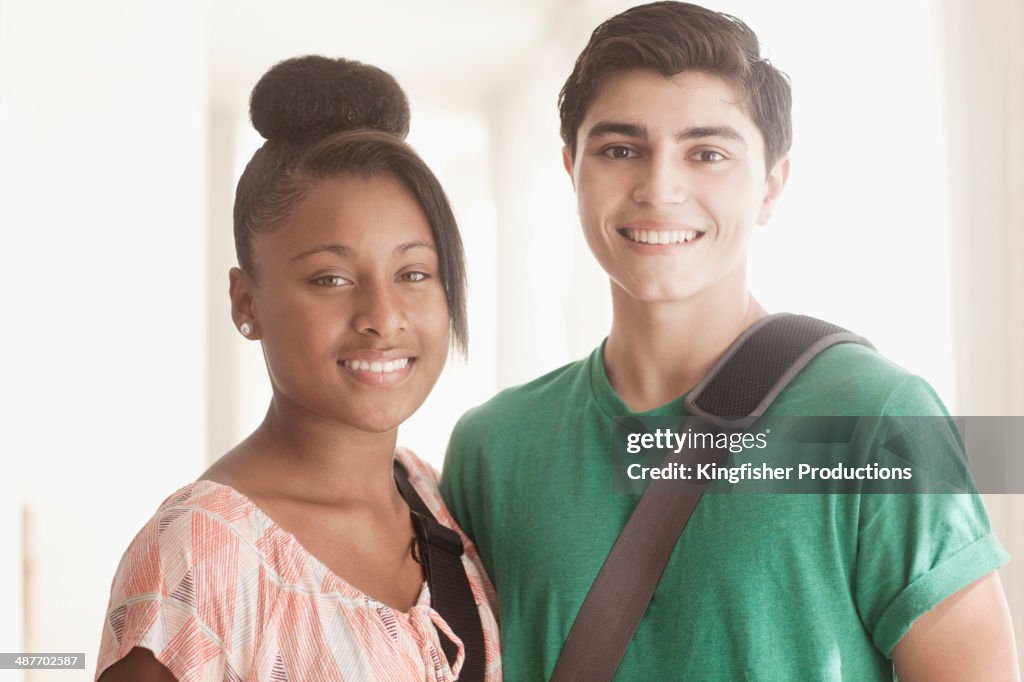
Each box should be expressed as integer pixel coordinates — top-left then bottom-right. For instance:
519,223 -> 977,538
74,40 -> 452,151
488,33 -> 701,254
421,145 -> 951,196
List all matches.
0,0 -> 1021,678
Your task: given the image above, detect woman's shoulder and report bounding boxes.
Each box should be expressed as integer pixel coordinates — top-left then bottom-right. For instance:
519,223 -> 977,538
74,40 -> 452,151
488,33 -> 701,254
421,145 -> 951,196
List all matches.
394,447 -> 447,519
394,448 -> 496,577
97,480 -> 273,681
395,446 -> 440,484
157,478 -> 258,513
138,479 -> 265,550
108,480 -> 267,597
394,447 -> 501,669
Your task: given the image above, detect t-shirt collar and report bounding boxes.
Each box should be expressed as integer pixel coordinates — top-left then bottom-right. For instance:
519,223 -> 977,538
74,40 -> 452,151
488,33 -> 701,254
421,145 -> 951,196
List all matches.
588,338 -> 690,418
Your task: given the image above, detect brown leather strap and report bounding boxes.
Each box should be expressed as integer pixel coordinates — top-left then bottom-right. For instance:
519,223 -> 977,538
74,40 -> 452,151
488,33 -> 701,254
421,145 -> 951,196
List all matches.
549,421 -> 727,682
550,314 -> 872,681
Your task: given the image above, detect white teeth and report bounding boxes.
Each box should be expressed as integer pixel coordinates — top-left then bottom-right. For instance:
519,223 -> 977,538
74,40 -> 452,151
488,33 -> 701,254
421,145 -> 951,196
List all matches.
343,358 -> 410,373
625,229 -> 700,245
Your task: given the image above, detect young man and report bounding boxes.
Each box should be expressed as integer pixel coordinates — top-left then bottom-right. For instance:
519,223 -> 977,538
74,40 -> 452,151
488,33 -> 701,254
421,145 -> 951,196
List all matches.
442,2 -> 1018,679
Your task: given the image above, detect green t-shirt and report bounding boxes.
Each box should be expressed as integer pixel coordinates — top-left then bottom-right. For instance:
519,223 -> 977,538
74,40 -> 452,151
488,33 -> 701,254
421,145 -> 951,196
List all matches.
441,342 -> 1008,681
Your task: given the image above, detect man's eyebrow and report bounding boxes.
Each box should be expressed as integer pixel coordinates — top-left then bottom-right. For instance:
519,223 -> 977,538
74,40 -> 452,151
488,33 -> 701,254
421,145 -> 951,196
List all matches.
678,125 -> 747,147
585,121 -> 647,142
584,122 -> 747,148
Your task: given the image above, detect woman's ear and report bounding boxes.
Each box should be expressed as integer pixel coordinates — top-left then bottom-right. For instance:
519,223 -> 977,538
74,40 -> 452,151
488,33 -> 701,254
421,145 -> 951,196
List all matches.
229,267 -> 258,339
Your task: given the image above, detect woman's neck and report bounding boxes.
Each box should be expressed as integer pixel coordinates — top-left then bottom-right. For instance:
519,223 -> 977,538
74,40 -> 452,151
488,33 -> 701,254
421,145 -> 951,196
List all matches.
208,397 -> 404,511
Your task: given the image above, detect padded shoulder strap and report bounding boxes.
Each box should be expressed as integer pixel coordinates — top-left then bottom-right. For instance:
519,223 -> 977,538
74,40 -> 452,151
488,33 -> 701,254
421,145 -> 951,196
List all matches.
685,313 -> 873,429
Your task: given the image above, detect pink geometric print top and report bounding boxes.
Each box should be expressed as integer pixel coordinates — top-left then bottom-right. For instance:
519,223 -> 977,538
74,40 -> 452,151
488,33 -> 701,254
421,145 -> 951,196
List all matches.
95,448 -> 501,681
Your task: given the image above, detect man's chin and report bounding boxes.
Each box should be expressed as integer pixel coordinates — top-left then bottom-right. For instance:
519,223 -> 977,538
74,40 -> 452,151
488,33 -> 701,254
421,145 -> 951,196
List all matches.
612,278 -> 705,305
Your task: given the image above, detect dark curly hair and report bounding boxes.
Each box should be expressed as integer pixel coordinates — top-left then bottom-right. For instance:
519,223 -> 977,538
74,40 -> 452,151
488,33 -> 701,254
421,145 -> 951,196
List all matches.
558,1 -> 792,174
233,55 -> 468,355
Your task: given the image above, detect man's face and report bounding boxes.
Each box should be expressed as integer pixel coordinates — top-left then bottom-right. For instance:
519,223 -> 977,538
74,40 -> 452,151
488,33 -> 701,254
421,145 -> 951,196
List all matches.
564,69 -> 788,305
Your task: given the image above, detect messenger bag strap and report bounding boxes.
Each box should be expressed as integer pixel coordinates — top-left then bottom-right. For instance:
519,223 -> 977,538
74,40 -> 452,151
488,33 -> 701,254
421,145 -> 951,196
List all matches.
394,459 -> 487,682
550,314 -> 872,682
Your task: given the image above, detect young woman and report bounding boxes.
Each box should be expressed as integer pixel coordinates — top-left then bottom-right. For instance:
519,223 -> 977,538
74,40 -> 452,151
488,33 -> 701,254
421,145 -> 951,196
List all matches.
95,56 -> 500,681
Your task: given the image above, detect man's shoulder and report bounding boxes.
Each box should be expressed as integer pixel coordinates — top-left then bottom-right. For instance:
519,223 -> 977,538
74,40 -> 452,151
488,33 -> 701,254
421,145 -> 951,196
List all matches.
802,339 -> 908,381
451,353 -> 593,441
774,340 -> 946,417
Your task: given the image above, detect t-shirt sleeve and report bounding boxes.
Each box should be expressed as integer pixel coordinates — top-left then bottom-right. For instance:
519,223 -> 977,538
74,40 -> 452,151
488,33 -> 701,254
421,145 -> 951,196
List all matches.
95,504 -> 230,681
440,411 -> 484,543
853,375 -> 1010,655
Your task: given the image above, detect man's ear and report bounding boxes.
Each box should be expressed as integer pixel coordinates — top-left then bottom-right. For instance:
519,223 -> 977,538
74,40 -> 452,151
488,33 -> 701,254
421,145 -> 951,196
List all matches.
229,267 -> 259,339
757,155 -> 790,225
562,146 -> 576,190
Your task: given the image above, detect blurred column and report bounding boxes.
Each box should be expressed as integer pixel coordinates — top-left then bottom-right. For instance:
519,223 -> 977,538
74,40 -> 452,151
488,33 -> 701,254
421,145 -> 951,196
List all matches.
0,0 -> 28,673
0,0 -> 208,677
205,107 -> 242,461
940,0 -> 1024,416
938,0 -> 1024,671
485,2 -> 614,390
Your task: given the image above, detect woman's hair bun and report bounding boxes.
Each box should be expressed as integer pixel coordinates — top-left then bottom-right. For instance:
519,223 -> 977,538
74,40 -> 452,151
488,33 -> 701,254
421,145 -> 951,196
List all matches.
249,55 -> 410,143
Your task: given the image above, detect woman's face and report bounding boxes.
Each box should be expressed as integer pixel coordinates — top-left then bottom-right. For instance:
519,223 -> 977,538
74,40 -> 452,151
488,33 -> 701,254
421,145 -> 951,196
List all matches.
237,173 -> 451,434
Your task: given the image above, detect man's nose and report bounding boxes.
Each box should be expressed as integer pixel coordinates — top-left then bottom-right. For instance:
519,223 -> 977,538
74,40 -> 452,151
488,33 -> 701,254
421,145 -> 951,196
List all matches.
632,152 -> 687,206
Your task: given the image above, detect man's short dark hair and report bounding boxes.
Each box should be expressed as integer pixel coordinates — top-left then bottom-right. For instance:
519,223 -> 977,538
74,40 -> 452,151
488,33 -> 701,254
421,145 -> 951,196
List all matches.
558,1 -> 792,173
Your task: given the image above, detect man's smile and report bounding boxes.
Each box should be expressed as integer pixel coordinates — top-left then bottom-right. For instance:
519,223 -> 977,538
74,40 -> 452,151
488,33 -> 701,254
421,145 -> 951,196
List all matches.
619,228 -> 704,245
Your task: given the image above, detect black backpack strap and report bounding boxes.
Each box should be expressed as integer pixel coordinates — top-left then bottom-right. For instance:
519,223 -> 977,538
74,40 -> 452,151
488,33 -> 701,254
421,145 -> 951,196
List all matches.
394,459 -> 487,681
550,314 -> 872,682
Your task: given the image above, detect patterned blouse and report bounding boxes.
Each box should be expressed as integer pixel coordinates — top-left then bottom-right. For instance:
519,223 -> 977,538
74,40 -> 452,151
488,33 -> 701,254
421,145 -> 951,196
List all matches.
96,448 -> 501,681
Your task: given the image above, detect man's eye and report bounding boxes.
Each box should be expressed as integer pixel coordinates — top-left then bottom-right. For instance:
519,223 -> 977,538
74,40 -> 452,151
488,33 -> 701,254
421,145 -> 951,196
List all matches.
400,271 -> 430,283
602,146 -> 639,160
693,150 -> 726,163
311,275 -> 349,287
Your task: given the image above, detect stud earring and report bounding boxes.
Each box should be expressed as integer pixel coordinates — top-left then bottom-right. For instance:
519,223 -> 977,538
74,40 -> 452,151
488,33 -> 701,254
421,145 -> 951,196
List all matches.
240,322 -> 252,336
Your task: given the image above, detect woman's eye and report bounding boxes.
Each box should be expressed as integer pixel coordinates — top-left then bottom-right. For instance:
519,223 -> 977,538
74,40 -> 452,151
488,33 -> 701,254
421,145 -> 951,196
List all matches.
601,145 -> 639,160
311,275 -> 350,287
692,150 -> 726,164
400,271 -> 430,283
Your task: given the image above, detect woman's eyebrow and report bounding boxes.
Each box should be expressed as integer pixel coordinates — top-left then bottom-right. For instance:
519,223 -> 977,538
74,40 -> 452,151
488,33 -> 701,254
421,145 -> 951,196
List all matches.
290,244 -> 352,262
290,241 -> 435,261
396,240 -> 436,254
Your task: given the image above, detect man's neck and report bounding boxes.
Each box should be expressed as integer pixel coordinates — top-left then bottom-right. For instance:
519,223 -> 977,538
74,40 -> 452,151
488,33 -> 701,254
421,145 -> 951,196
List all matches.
604,280 -> 766,412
